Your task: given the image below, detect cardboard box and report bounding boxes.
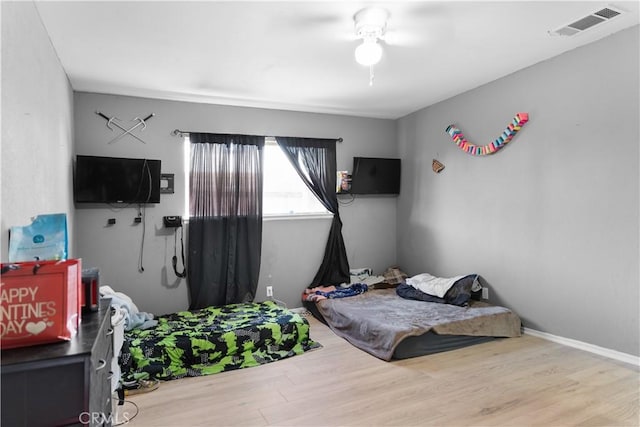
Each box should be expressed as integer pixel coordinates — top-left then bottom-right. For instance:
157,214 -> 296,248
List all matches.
1,259 -> 81,349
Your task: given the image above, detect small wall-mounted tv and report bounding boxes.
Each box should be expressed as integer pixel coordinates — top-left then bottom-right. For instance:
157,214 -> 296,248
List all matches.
350,157 -> 401,195
74,155 -> 161,204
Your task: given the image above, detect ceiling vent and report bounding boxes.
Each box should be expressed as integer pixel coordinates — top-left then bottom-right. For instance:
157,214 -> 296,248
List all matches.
550,6 -> 624,36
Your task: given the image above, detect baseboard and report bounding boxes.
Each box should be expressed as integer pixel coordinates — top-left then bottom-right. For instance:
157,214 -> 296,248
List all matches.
523,327 -> 639,367
289,307 -> 307,314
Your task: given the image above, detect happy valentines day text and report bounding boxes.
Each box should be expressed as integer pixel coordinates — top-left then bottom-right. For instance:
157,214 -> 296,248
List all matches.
0,285 -> 57,336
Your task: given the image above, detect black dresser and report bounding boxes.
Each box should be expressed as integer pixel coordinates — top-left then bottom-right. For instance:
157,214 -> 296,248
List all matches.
1,300 -> 113,427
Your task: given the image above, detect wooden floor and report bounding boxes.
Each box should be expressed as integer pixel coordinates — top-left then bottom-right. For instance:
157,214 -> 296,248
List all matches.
122,314 -> 639,426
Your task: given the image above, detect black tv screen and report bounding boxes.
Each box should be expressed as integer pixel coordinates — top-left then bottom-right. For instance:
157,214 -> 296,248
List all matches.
350,157 -> 401,195
74,155 -> 161,204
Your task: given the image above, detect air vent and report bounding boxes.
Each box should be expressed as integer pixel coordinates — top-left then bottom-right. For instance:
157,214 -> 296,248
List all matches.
568,14 -> 606,31
550,5 -> 624,37
594,7 -> 621,19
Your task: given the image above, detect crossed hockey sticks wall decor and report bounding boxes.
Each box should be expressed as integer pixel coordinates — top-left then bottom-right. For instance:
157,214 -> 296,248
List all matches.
96,111 -> 155,144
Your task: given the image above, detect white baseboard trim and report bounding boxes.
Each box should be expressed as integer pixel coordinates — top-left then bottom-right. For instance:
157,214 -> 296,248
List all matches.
289,307 -> 307,314
523,327 -> 639,367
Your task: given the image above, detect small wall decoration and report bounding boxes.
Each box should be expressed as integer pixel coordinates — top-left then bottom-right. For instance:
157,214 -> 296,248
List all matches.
432,159 -> 445,173
445,112 -> 529,156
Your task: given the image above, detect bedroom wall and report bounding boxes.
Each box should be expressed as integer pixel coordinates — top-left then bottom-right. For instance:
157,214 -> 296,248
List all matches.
73,92 -> 397,314
1,1 -> 75,262
396,26 -> 639,357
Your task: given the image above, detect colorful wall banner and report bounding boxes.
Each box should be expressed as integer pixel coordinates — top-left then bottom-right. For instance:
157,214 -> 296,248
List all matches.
445,113 -> 529,156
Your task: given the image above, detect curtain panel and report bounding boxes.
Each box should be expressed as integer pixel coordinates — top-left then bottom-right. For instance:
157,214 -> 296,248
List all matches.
188,133 -> 264,309
275,137 -> 350,287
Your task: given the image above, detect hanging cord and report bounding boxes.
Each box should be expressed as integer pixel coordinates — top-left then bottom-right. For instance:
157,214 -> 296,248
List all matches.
173,226 -> 187,278
138,161 -> 153,272
113,399 -> 139,426
338,193 -> 356,205
137,204 -> 146,273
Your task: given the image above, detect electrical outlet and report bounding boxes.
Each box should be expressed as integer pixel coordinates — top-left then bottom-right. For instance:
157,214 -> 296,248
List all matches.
482,287 -> 489,300
266,286 -> 273,298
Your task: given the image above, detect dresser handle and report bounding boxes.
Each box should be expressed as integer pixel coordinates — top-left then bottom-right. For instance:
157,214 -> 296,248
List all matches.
107,371 -> 114,380
106,328 -> 114,336
96,359 -> 107,371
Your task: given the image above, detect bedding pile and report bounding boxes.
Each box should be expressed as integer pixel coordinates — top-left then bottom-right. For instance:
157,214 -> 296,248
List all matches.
302,283 -> 369,302
396,273 -> 481,306
119,301 -> 320,381
101,285 -> 157,331
349,268 -> 386,287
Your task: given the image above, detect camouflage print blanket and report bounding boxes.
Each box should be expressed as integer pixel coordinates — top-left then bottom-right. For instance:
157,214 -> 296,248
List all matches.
119,301 -> 320,381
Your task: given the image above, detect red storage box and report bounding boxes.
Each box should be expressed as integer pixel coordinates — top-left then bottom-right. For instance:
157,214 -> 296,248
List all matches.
1,259 -> 81,349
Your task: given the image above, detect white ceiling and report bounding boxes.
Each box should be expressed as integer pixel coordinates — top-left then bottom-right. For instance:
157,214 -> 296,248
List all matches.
35,1 -> 640,119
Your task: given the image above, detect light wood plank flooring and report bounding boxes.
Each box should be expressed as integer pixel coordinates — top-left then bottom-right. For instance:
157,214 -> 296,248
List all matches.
121,314 -> 639,426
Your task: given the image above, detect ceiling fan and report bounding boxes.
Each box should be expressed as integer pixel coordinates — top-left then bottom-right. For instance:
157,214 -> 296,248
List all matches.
288,3 -> 450,86
353,6 -> 389,86
353,7 -> 389,66
350,5 -> 449,86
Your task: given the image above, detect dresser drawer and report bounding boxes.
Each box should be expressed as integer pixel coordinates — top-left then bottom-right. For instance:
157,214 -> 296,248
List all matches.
89,359 -> 113,426
91,308 -> 113,367
89,305 -> 114,426
91,337 -> 112,378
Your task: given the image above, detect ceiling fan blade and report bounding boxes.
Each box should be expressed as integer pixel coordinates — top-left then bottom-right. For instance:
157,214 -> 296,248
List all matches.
382,2 -> 453,46
382,30 -> 420,46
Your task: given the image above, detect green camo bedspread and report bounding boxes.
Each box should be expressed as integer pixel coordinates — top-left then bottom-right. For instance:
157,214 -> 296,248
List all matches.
119,301 -> 320,381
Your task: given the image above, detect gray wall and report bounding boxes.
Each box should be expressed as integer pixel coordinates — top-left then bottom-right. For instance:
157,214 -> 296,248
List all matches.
397,26 -> 639,356
73,92 -> 397,314
1,1 -> 74,261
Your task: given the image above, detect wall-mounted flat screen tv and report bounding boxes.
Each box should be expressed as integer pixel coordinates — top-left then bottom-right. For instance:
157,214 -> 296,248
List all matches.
74,155 -> 161,204
350,157 -> 401,195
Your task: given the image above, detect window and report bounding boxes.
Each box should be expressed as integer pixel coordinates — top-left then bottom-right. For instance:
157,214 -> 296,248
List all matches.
263,138 -> 330,217
184,137 -> 330,218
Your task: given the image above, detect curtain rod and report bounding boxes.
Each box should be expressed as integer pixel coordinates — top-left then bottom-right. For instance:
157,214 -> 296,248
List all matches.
171,129 -> 343,143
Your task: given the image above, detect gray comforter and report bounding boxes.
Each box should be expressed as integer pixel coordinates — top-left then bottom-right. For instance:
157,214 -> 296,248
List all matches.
316,288 -> 521,361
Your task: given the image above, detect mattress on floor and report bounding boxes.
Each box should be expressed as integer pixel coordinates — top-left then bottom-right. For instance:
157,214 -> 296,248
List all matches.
119,301 -> 320,381
315,288 -> 521,361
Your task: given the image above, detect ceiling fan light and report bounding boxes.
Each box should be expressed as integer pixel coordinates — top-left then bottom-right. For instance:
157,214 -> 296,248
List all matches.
355,39 -> 383,66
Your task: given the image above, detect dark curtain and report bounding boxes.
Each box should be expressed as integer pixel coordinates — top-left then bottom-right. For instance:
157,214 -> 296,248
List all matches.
187,133 -> 264,309
275,137 -> 350,287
